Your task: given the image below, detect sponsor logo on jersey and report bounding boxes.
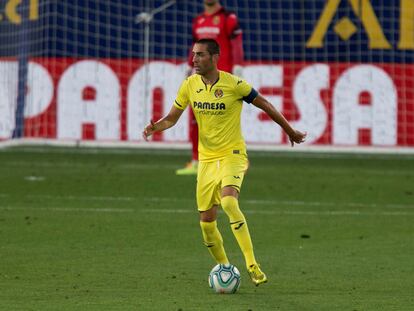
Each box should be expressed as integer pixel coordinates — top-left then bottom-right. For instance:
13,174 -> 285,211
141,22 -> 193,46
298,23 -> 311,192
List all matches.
193,101 -> 226,110
196,27 -> 220,35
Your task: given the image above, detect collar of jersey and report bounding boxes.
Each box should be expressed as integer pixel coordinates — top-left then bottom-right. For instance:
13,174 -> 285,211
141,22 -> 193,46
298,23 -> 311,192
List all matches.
200,71 -> 220,92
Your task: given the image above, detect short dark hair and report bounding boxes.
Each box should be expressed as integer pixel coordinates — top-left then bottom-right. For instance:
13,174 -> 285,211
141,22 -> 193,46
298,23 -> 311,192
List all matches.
195,38 -> 220,56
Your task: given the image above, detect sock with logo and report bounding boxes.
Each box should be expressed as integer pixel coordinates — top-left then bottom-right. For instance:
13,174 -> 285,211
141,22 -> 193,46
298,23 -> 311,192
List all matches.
200,220 -> 229,264
221,195 -> 257,268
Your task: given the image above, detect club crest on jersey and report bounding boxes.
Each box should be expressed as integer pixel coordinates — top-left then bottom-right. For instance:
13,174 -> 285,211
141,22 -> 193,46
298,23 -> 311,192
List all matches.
214,89 -> 224,98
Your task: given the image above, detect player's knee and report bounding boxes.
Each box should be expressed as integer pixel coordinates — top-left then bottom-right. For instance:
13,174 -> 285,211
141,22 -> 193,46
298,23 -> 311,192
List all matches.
221,196 -> 245,223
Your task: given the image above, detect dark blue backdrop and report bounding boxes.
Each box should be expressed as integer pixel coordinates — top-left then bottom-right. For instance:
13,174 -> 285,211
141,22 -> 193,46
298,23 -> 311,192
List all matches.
0,0 -> 412,63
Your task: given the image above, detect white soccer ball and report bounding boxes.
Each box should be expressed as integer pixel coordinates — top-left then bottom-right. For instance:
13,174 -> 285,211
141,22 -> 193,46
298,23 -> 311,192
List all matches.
208,264 -> 241,294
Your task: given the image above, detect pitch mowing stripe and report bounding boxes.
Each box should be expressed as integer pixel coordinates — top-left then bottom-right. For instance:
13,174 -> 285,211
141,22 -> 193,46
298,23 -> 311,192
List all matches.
0,205 -> 413,216
0,193 -> 413,210
243,199 -> 413,210
142,208 -> 414,217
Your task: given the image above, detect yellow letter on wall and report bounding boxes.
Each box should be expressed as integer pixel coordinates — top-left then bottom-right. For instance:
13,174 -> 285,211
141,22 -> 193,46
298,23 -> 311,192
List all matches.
398,0 -> 414,49
306,0 -> 341,48
307,0 -> 392,49
30,0 -> 39,21
5,0 -> 22,24
348,0 -> 391,49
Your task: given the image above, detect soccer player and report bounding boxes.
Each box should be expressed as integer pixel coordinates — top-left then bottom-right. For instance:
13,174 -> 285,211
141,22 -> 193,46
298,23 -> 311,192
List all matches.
143,39 -> 306,286
176,0 -> 244,175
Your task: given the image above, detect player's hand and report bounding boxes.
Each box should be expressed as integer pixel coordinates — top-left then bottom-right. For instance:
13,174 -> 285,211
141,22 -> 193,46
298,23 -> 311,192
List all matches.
142,120 -> 156,141
288,130 -> 307,147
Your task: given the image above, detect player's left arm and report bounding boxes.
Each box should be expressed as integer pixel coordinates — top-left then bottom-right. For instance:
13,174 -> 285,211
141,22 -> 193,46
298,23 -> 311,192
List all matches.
252,94 -> 307,146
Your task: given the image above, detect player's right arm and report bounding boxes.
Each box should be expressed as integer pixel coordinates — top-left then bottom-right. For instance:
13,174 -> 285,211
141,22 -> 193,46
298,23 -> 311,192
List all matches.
143,78 -> 190,141
142,106 -> 184,141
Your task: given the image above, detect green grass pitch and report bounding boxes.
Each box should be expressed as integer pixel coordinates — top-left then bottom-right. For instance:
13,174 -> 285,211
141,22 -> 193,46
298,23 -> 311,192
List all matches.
0,146 -> 413,311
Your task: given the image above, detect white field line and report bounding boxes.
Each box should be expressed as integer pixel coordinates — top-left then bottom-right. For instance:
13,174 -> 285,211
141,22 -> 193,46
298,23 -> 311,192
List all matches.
0,193 -> 413,216
1,161 -> 179,170
0,206 -> 134,213
2,139 -> 414,155
25,194 -> 137,202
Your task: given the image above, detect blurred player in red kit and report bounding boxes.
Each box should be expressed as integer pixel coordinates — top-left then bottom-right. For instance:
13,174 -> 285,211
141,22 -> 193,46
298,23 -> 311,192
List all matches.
176,0 -> 244,175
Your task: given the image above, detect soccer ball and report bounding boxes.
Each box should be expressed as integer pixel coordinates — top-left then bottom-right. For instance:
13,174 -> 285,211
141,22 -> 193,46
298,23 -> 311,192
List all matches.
208,264 -> 241,294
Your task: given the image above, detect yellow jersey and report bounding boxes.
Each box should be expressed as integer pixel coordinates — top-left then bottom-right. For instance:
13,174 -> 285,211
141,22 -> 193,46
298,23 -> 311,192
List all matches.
174,71 -> 258,162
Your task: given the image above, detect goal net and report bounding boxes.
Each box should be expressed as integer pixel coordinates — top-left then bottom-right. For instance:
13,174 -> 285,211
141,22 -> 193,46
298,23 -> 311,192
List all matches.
0,0 -> 413,151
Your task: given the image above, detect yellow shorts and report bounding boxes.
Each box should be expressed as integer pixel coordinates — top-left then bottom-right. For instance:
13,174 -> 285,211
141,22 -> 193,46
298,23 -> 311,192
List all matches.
196,152 -> 249,212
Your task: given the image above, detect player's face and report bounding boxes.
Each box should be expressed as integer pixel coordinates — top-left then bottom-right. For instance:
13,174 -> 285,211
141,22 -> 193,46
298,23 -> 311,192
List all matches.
204,0 -> 219,6
192,43 -> 216,75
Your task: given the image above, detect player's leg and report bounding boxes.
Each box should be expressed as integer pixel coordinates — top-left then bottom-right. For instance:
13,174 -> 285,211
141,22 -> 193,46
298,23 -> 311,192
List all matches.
221,188 -> 267,286
220,188 -> 256,267
197,161 -> 228,264
199,205 -> 228,264
220,154 -> 267,286
176,110 -> 198,175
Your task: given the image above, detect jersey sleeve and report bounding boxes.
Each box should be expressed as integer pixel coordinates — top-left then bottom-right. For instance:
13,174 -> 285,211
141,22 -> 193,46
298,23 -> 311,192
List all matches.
234,77 -> 258,104
225,12 -> 242,39
174,78 -> 190,110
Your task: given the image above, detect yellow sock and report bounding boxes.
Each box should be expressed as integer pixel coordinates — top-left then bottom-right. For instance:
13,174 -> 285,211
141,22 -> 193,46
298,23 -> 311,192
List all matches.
200,220 -> 229,264
221,196 -> 257,268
